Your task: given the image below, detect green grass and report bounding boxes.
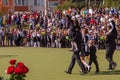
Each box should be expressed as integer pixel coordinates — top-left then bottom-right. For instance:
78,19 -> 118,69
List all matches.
0,47 -> 120,80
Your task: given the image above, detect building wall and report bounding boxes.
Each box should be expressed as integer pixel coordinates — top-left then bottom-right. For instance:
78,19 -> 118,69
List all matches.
14,6 -> 28,11
1,0 -> 104,12
9,0 -> 14,10
48,0 -> 59,7
0,0 -> 13,11
49,0 -> 58,1
60,0 -> 66,5
0,0 -> 2,3
29,0 -> 44,11
29,6 -> 44,11
0,0 -> 64,11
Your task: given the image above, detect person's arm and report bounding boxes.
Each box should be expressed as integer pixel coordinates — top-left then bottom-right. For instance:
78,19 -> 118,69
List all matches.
107,23 -> 114,34
109,23 -> 114,31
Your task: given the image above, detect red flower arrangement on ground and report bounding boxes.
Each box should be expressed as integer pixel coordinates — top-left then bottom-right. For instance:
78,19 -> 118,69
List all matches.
6,59 -> 29,80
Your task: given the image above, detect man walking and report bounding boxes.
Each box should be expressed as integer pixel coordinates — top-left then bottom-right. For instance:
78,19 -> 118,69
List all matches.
65,18 -> 87,75
105,18 -> 117,70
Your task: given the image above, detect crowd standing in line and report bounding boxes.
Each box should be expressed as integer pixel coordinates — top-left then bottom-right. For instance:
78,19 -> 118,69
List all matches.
0,7 -> 120,49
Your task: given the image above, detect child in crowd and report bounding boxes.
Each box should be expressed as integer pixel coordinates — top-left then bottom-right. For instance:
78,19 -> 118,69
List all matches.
88,40 -> 100,73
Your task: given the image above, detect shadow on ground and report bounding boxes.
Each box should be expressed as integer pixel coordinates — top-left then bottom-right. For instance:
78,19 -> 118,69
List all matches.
68,70 -> 120,75
0,55 -> 18,58
89,70 -> 120,75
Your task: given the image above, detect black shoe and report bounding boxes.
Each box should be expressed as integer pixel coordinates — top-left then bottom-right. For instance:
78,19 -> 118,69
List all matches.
107,68 -> 113,71
112,63 -> 117,70
73,49 -> 79,53
80,71 -> 87,75
95,70 -> 99,73
65,70 -> 71,74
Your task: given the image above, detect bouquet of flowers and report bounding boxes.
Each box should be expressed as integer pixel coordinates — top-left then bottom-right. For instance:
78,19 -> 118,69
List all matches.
6,59 -> 29,80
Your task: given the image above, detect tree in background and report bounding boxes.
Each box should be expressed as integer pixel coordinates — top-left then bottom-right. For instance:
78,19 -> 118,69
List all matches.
57,0 -> 86,10
104,0 -> 120,8
57,0 -> 120,10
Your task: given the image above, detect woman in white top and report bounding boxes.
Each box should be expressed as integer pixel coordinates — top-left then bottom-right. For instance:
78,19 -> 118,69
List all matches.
32,30 -> 37,47
36,30 -> 41,47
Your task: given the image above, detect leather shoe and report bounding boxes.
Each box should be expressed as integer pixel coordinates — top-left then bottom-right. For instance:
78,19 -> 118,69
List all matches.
107,68 -> 113,71
112,63 -> 117,70
65,70 -> 71,74
95,70 -> 99,73
80,71 -> 87,75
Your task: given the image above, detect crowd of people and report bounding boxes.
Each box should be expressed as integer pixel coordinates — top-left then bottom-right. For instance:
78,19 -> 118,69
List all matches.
0,7 -> 120,49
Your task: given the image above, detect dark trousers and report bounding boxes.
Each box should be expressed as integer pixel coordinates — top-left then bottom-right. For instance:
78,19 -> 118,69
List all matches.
67,51 -> 86,73
106,48 -> 116,69
89,58 -> 99,71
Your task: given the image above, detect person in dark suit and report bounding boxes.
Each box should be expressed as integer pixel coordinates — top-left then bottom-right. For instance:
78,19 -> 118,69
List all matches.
65,18 -> 87,75
105,19 -> 117,70
88,40 -> 99,73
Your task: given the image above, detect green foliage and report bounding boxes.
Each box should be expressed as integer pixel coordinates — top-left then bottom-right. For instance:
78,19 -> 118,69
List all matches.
1,74 -> 26,80
56,1 -> 86,10
57,0 -> 120,10
8,74 -> 25,80
74,2 -> 86,9
103,0 -> 120,8
57,1 -> 73,10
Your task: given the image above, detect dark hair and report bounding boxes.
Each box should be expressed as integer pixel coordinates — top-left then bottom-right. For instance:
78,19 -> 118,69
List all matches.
66,15 -> 72,23
84,28 -> 88,34
73,18 -> 80,31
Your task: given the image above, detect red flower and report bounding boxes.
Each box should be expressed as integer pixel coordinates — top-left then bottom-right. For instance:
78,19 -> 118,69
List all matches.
20,66 -> 29,74
17,62 -> 25,67
7,60 -> 29,76
14,67 -> 21,75
7,66 -> 15,74
9,59 -> 16,65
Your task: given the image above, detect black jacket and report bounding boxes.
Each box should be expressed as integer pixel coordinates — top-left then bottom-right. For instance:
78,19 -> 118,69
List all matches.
106,32 -> 116,49
89,46 -> 97,59
106,20 -> 117,49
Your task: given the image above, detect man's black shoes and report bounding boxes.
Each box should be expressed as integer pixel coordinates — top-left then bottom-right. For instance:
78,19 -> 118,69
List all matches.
107,63 -> 117,71
112,63 -> 117,70
107,68 -> 114,71
65,70 -> 71,74
80,71 -> 88,75
95,70 -> 99,73
65,70 -> 87,75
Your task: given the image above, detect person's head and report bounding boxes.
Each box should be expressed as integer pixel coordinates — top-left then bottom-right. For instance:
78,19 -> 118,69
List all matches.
72,17 -> 78,23
88,40 -> 94,47
82,28 -> 88,35
66,15 -> 71,20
